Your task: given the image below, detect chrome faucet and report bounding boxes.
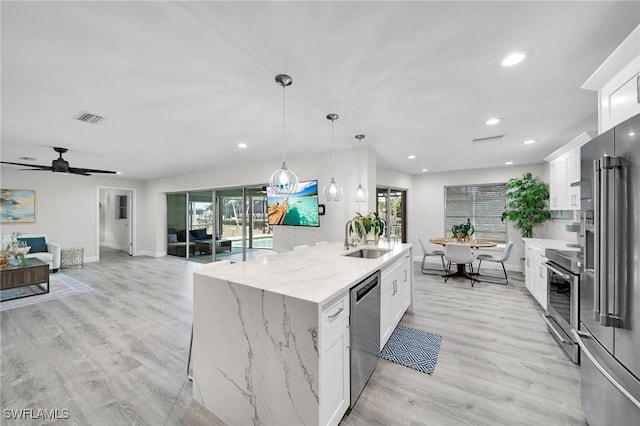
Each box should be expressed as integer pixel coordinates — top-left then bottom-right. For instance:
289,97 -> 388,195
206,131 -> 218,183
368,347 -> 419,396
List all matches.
344,220 -> 351,250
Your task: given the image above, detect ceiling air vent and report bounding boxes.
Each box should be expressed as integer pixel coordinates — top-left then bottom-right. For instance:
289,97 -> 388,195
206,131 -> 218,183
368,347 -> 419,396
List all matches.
472,135 -> 505,144
75,111 -> 105,124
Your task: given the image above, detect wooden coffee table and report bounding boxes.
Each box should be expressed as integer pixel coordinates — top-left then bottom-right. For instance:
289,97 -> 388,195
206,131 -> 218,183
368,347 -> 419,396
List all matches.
0,258 -> 50,302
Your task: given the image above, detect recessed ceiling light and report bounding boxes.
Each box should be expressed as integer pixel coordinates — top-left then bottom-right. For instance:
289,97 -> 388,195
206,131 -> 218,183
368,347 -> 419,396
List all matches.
629,131 -> 635,137
523,139 -> 536,145
505,161 -> 514,165
501,51 -> 527,67
116,171 -> 122,175
421,168 -> 428,172
408,155 -> 416,159
485,117 -> 501,125
237,142 -> 248,149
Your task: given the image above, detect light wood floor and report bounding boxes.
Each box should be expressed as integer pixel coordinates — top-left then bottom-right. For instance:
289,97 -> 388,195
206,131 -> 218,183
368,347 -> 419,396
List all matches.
1,249 -> 585,425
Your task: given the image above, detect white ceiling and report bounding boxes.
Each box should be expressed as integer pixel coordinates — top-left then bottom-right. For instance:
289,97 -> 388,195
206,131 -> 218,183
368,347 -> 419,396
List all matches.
2,1 -> 639,180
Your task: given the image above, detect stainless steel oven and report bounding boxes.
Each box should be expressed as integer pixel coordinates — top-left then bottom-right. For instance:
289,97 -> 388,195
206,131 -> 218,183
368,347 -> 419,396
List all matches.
542,249 -> 581,363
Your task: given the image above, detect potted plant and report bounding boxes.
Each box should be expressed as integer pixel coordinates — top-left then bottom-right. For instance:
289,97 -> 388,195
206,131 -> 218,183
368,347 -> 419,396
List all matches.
501,172 -> 551,238
347,212 -> 386,246
369,212 -> 385,243
451,218 -> 474,241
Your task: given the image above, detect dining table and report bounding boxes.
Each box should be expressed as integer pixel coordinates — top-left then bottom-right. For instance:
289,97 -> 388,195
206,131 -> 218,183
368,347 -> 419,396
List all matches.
429,238 -> 498,281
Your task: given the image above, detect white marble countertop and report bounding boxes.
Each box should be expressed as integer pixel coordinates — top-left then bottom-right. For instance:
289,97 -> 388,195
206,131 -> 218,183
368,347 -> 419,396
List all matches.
195,241 -> 412,305
522,238 -> 580,252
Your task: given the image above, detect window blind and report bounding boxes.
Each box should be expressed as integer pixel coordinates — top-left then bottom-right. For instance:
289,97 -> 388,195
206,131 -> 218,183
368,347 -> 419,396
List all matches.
445,183 -> 506,243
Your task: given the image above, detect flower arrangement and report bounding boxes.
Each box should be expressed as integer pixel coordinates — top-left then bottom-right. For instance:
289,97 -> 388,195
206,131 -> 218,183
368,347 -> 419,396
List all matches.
4,232 -> 28,266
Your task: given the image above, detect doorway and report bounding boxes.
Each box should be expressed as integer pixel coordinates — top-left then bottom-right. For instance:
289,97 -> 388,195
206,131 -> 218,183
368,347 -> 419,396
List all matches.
376,188 -> 407,243
97,187 -> 135,259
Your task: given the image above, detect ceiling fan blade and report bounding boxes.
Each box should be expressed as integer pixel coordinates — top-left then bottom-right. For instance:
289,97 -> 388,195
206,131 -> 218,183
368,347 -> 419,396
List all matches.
68,167 -> 117,175
1,161 -> 51,169
19,167 -> 54,171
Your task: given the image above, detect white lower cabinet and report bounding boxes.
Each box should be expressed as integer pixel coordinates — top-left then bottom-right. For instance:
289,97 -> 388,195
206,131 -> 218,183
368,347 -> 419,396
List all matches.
319,292 -> 350,426
524,243 -> 548,309
380,250 -> 413,349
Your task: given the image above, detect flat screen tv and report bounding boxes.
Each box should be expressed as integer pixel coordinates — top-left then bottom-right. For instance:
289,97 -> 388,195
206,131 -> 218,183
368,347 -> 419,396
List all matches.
267,180 -> 320,227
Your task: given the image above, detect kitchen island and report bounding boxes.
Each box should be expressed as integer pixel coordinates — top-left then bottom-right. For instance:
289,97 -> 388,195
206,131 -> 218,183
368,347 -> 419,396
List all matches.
192,241 -> 413,426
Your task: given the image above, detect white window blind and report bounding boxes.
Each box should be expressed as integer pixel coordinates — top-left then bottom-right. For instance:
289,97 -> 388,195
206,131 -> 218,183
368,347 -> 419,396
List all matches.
444,183 -> 507,243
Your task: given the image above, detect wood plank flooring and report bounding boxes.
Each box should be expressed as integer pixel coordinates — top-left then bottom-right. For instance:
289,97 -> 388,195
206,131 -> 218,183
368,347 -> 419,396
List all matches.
1,248 -> 585,425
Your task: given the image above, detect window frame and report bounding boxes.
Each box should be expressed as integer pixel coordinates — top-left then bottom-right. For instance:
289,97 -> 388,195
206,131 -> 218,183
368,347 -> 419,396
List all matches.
444,182 -> 507,243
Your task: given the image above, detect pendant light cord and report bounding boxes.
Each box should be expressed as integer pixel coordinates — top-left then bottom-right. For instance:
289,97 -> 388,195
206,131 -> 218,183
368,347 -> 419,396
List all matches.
282,84 -> 286,163
330,119 -> 335,176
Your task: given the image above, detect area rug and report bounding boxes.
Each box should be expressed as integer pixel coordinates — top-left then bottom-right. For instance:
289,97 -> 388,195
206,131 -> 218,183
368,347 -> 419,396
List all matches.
0,274 -> 93,312
381,324 -> 442,375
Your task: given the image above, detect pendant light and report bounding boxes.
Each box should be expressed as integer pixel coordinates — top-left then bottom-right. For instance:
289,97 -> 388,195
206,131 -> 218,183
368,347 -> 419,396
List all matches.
353,134 -> 369,202
322,113 -> 343,202
269,74 -> 299,195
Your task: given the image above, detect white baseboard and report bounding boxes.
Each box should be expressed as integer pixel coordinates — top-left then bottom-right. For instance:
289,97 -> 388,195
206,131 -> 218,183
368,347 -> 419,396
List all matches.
84,256 -> 99,263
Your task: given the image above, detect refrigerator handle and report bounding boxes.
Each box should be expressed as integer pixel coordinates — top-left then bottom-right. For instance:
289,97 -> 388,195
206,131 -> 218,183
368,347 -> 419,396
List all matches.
571,329 -> 640,410
593,159 -> 602,322
600,156 -> 623,328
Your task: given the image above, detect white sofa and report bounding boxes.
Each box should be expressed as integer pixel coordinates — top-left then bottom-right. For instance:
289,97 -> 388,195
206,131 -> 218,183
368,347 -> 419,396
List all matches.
2,234 -> 61,272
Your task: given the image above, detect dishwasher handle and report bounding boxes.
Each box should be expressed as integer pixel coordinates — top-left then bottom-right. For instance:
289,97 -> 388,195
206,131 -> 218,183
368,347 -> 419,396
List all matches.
355,279 -> 379,303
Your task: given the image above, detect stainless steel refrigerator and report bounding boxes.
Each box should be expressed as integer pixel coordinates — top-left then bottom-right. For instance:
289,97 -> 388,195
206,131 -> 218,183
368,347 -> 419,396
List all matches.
574,112 -> 640,425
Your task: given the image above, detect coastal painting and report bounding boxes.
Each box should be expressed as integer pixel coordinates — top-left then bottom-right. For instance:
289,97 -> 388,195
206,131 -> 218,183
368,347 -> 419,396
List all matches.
1,189 -> 35,223
266,180 -> 320,227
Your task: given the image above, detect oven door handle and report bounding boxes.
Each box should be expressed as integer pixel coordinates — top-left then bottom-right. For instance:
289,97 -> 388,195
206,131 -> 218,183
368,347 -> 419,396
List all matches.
542,262 -> 571,280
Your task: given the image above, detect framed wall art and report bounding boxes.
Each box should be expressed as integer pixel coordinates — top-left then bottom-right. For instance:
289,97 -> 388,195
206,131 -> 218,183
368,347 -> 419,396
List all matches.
0,189 -> 35,223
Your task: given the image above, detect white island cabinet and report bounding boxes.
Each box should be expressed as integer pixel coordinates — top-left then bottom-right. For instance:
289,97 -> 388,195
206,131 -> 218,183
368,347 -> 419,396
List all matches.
192,242 -> 413,426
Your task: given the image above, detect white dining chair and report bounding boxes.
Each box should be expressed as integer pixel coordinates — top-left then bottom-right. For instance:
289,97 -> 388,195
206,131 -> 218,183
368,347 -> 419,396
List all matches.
417,238 -> 446,275
476,241 -> 514,284
444,243 -> 477,286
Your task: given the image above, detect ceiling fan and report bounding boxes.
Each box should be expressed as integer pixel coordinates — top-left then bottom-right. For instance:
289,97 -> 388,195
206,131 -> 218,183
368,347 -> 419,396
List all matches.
1,147 -> 117,176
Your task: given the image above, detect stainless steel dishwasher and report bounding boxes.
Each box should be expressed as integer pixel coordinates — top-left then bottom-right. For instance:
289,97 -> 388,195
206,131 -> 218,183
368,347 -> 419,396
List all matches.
350,271 -> 381,407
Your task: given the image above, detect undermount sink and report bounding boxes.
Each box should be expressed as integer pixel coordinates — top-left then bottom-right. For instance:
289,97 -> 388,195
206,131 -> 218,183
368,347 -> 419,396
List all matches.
343,248 -> 392,259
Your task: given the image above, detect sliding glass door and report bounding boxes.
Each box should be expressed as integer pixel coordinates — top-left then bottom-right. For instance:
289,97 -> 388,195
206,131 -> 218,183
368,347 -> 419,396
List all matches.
215,186 -> 273,262
167,191 -> 214,262
377,188 -> 407,243
167,186 -> 273,263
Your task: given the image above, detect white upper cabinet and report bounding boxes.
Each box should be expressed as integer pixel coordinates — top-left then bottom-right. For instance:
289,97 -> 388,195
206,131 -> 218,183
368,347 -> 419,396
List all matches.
583,25 -> 640,133
545,133 -> 594,210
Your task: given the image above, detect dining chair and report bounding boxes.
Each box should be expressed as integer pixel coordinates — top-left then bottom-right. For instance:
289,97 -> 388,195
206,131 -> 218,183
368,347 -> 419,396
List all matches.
444,243 -> 477,286
188,259 -> 232,380
417,238 -> 446,275
476,241 -> 514,284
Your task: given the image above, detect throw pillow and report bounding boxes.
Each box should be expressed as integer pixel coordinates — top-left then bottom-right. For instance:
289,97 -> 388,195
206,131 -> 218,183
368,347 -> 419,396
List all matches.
168,233 -> 178,243
17,237 -> 47,253
177,230 -> 187,242
192,228 -> 208,240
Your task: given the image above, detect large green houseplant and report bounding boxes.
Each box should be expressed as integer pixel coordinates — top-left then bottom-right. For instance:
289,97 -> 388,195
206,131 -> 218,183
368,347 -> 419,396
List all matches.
501,172 -> 551,238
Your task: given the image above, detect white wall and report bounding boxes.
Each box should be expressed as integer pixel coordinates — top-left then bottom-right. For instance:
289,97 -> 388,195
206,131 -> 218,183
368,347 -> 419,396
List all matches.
141,145 -> 376,255
3,153 -> 576,266
0,168 -> 144,262
413,164 -> 548,271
